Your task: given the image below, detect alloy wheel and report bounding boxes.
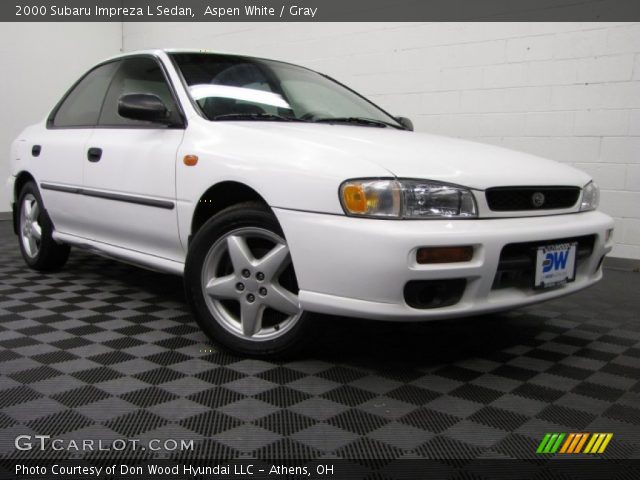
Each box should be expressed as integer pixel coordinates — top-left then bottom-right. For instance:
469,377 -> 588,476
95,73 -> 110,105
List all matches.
20,193 -> 42,259
201,227 -> 303,341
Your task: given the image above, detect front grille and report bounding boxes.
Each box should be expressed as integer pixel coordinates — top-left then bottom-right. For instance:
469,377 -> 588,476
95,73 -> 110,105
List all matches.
492,235 -> 595,290
486,186 -> 580,211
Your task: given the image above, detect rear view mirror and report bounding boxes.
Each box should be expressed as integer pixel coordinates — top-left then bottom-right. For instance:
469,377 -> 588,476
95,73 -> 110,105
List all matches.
396,116 -> 414,131
118,94 -> 170,123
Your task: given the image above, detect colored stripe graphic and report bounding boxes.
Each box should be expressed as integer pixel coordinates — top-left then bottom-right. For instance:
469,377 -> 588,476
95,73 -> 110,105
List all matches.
597,434 -> 613,453
559,433 -> 575,453
591,434 -> 606,453
574,433 -> 589,453
536,433 -> 552,453
538,433 -> 613,454
536,433 -> 566,454
568,433 -> 584,453
544,434 -> 559,453
583,433 -> 599,453
584,433 -> 614,454
550,433 -> 565,453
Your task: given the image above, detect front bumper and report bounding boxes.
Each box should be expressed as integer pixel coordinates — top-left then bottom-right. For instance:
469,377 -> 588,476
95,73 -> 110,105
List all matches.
274,208 -> 614,321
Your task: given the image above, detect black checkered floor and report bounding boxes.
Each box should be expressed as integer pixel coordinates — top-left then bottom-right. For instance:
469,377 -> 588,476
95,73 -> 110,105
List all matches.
0,221 -> 639,464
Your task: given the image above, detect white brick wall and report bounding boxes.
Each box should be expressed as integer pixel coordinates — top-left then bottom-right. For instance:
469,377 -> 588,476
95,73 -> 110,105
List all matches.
122,22 -> 638,260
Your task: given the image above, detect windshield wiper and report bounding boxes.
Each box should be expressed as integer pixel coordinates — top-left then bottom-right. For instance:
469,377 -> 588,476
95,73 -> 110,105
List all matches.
211,113 -> 306,122
313,117 -> 402,129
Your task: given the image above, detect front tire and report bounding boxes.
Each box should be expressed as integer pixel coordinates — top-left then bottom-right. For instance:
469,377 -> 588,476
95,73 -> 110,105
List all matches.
17,181 -> 70,271
184,202 -> 310,357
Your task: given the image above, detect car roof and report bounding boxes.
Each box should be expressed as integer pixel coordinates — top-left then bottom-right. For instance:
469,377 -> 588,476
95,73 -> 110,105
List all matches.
101,48 -> 292,66
97,49 -> 321,77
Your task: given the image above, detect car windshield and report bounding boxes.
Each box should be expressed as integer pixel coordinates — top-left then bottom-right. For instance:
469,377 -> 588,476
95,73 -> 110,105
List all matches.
169,52 -> 404,128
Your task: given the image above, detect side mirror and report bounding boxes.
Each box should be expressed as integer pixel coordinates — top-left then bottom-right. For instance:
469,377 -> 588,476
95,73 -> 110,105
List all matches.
396,116 -> 414,131
118,93 -> 170,123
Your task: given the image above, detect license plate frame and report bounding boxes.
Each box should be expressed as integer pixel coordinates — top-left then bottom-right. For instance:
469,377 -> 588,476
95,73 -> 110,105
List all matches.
534,242 -> 577,289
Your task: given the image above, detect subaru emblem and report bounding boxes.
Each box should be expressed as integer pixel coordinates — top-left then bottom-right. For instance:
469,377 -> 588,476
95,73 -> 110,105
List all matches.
531,192 -> 545,208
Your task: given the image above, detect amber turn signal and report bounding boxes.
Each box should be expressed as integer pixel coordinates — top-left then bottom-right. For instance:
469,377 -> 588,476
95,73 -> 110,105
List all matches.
417,246 -> 473,264
183,155 -> 198,166
342,183 -> 368,213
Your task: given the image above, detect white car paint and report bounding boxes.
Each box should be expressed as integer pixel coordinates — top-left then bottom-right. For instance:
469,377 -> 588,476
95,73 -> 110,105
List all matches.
277,208 -> 612,319
8,49 -> 614,322
82,128 -> 185,261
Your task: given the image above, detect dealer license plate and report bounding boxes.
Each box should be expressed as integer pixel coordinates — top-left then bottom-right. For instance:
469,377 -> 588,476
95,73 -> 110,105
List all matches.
534,242 -> 577,289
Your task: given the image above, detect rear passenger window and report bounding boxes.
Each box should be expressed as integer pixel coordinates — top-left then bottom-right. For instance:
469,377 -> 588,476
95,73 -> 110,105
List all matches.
52,62 -> 119,127
98,57 -> 181,127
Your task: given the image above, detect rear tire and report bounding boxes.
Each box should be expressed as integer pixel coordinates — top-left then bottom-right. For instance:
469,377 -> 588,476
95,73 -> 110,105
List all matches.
17,181 -> 70,271
184,202 -> 310,358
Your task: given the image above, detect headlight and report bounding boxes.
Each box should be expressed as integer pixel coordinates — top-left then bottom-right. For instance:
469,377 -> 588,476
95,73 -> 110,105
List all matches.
580,181 -> 600,211
340,179 -> 477,219
340,179 -> 402,218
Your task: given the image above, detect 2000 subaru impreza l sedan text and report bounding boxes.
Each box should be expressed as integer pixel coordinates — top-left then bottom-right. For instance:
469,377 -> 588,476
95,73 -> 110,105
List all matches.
8,49 -> 614,356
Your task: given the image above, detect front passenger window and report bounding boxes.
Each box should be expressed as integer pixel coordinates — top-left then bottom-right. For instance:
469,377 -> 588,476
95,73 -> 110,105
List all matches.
98,57 -> 181,127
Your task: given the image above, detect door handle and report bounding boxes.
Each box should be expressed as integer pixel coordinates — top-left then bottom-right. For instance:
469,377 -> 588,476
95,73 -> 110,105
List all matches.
32,145 -> 41,157
87,147 -> 102,162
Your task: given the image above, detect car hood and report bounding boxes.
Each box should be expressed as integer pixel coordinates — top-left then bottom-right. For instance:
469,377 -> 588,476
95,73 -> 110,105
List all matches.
231,123 -> 590,190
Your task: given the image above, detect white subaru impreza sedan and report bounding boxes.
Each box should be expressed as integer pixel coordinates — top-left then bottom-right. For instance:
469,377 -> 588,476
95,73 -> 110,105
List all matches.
8,49 -> 614,356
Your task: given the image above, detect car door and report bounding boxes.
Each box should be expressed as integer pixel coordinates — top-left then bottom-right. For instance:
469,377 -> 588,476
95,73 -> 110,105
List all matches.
36,61 -> 119,238
82,56 -> 186,262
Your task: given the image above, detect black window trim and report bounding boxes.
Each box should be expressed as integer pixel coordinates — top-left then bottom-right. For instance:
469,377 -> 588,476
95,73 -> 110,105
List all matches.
167,53 -> 209,121
47,54 -> 187,130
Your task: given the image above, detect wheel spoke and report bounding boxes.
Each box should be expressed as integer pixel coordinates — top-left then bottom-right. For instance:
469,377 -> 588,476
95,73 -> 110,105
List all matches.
31,223 -> 42,240
240,301 -> 262,337
256,243 -> 290,279
205,274 -> 238,300
30,202 -> 40,222
226,235 -> 254,272
27,237 -> 38,257
263,285 -> 300,315
24,200 -> 33,219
